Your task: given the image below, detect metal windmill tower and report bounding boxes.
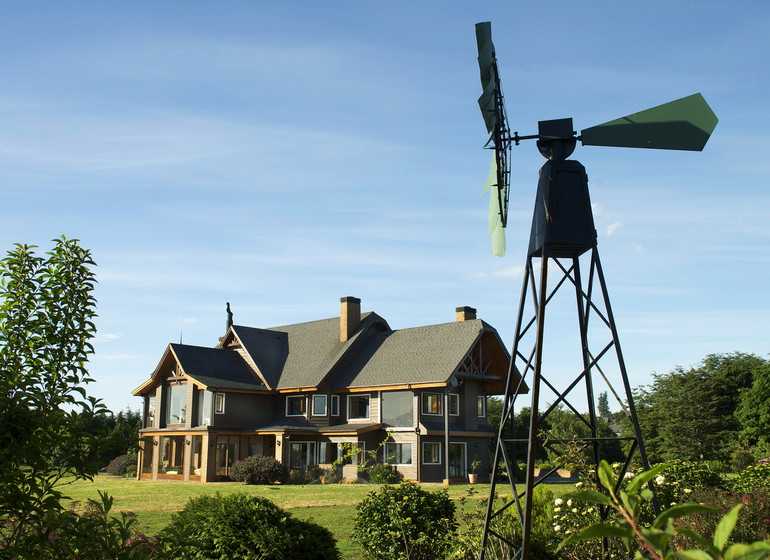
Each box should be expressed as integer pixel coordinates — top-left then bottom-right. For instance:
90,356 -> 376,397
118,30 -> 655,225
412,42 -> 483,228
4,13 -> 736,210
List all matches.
473,22 -> 718,560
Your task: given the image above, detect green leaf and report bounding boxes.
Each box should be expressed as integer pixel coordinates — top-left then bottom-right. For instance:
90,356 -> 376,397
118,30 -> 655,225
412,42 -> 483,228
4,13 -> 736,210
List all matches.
714,504 -> 742,551
653,503 -> 715,530
626,463 -> 665,495
556,523 -> 633,553
562,490 -> 613,506
675,526 -> 720,558
597,460 -> 616,497
723,542 -> 770,560
673,550 -> 716,560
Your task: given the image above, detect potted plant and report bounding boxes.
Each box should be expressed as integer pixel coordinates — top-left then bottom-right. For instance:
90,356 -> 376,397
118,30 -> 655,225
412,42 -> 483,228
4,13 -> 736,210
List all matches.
468,456 -> 481,484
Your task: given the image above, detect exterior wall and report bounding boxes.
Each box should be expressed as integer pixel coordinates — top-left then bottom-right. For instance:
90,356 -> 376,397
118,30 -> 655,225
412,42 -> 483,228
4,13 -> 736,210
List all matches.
213,392 -> 277,429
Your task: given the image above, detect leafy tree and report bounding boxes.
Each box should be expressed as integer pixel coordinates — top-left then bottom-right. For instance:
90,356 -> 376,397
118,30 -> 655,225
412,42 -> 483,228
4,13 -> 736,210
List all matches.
734,358 -> 770,447
628,353 -> 764,463
0,238 -> 103,554
597,391 -> 610,418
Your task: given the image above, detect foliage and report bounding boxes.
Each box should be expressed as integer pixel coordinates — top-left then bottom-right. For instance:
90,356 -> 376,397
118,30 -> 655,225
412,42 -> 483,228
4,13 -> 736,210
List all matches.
731,448 -> 757,473
367,462 -> 401,484
672,487 -> 770,548
734,358 -> 770,447
229,455 -> 285,485
352,482 -> 457,560
163,492 -> 340,560
598,391 -> 611,418
0,237 -> 103,555
557,460 -> 770,560
106,454 -> 139,477
732,461 -> 770,493
629,353 -> 766,463
449,485 -> 558,560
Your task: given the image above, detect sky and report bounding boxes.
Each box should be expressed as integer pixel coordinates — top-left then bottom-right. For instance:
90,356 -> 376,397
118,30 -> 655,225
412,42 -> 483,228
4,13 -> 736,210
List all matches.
1,1 -> 768,414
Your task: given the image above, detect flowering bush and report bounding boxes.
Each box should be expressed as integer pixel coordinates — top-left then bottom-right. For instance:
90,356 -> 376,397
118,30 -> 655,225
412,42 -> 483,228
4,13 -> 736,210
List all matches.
733,461 -> 770,493
352,482 -> 456,560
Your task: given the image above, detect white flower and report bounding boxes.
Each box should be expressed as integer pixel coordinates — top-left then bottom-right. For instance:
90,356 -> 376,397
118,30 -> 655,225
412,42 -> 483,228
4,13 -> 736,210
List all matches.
554,498 -> 564,506
554,525 -> 561,532
655,475 -> 665,486
624,472 -> 635,479
572,508 -> 578,513
684,488 -> 692,494
567,499 -> 573,507
554,507 -> 561,513
575,481 -> 584,488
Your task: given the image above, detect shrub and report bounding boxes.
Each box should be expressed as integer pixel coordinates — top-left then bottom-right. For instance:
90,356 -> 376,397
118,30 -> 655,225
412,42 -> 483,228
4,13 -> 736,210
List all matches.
731,448 -> 756,472
106,453 -> 139,477
352,482 -> 457,560
367,463 -> 401,484
229,455 -> 284,485
163,492 -> 339,560
733,461 -> 770,493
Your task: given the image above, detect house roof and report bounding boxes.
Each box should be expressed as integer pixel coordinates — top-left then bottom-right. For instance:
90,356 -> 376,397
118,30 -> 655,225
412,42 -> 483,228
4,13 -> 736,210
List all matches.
134,303 -> 515,396
171,344 -> 268,392
333,319 -> 491,389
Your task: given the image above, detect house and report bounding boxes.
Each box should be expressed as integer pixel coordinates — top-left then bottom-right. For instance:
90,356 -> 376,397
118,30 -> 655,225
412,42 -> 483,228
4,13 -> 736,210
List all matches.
133,297 -> 524,483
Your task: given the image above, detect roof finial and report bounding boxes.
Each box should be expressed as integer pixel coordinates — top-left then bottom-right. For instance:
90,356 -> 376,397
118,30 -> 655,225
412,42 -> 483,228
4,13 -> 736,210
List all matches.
226,302 -> 233,329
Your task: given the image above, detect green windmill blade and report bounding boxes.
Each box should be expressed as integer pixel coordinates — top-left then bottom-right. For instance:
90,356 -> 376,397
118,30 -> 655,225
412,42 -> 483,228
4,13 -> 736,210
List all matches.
580,93 -> 718,151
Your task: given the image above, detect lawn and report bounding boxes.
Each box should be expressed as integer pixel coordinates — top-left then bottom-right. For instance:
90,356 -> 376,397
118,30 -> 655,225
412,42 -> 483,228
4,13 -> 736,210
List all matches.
60,475 -> 572,560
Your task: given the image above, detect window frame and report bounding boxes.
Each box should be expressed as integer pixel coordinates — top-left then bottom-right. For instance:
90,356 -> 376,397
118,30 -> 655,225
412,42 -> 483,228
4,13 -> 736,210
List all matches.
347,394 -> 370,421
214,392 -> 226,415
384,442 -> 413,466
331,394 -> 340,416
477,395 -> 486,417
165,383 -> 187,425
421,392 -> 442,416
285,395 -> 307,417
449,393 -> 460,417
312,394 -> 328,416
422,441 -> 442,465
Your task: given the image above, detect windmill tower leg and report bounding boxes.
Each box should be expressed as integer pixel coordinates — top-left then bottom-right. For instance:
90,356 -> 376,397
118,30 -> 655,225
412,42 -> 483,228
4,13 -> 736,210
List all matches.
479,243 -> 653,560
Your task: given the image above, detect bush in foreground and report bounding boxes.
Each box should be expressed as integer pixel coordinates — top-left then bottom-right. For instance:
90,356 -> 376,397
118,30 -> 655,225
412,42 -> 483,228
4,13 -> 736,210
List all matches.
352,481 -> 456,560
229,455 -> 284,485
164,493 -> 339,560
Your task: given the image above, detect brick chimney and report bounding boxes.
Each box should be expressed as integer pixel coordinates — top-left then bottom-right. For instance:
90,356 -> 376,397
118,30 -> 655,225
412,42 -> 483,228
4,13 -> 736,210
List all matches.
340,296 -> 361,342
455,306 -> 477,322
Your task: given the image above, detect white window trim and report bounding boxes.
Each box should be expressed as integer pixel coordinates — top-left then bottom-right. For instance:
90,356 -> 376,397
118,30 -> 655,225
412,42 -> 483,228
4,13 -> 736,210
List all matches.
285,395 -> 307,417
477,395 -> 486,417
421,441 -> 442,465
421,392 -> 443,416
331,395 -> 340,416
312,394 -> 328,416
347,394 -> 371,422
449,393 -> 460,417
384,442 -> 413,466
214,392 -> 226,415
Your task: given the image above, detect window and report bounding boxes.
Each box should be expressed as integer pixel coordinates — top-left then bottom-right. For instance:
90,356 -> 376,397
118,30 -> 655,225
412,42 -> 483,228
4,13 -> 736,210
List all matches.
384,442 -> 413,465
422,442 -> 441,464
215,393 -> 225,414
312,395 -> 327,416
318,442 -> 338,464
348,395 -> 370,420
197,390 -> 213,426
422,392 -> 442,415
165,384 -> 187,424
158,435 -> 185,474
146,395 -> 156,427
290,442 -> 316,470
449,393 -> 459,416
188,435 -> 203,476
286,396 -> 307,417
215,435 -> 240,477
381,391 -> 413,427
477,395 -> 486,417
331,395 -> 340,416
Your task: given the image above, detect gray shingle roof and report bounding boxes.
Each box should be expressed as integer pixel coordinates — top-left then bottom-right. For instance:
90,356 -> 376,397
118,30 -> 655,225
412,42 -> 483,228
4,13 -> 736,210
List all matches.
332,319 -> 487,389
170,344 -> 267,392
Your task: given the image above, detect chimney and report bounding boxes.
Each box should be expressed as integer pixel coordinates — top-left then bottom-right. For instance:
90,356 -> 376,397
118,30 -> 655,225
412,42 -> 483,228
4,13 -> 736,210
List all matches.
455,306 -> 477,322
340,296 -> 361,342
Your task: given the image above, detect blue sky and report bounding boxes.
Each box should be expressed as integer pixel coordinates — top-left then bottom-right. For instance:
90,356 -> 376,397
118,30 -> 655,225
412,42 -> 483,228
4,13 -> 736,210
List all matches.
1,2 -> 768,413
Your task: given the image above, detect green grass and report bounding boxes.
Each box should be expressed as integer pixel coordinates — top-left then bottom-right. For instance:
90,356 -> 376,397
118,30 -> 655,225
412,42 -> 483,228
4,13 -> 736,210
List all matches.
59,475 -> 573,560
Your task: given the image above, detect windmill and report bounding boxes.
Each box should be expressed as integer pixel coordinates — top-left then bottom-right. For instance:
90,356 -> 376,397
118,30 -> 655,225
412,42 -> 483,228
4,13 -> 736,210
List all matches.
474,21 -> 718,560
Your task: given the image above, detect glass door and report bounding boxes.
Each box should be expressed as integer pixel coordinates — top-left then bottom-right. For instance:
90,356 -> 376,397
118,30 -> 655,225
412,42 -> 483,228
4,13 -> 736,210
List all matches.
448,443 -> 466,478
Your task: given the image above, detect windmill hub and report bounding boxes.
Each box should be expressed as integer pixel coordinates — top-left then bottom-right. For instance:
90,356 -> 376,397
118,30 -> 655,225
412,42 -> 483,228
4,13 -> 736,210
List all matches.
536,118 -> 576,161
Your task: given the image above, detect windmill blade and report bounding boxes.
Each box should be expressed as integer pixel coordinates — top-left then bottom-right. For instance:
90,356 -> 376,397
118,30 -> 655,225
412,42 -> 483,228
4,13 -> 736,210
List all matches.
580,93 -> 718,151
475,22 -> 496,133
